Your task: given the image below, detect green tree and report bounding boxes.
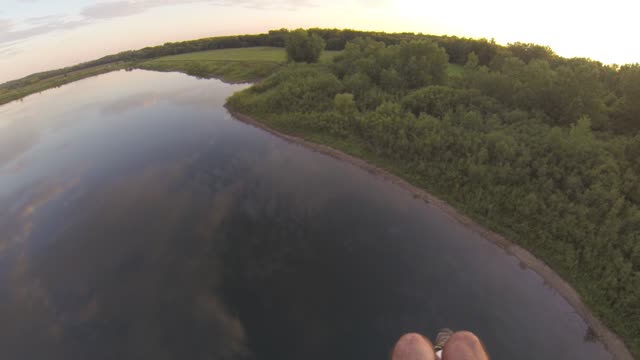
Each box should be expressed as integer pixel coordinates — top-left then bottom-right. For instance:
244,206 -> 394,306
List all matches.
465,51 -> 479,69
285,29 -> 326,63
390,40 -> 449,89
507,42 -> 556,63
612,64 -> 640,133
402,85 -> 465,118
332,37 -> 387,81
335,93 -> 357,116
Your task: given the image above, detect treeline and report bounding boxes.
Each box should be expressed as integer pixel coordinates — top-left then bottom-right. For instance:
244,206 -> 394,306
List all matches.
228,38 -> 640,357
0,33 -> 285,91
1,28 -> 555,92
8,28 -> 638,128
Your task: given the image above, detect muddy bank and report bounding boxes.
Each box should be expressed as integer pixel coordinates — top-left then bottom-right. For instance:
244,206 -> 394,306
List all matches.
226,107 -> 633,360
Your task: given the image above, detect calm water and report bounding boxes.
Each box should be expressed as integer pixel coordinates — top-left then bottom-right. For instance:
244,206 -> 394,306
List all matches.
0,70 -> 611,360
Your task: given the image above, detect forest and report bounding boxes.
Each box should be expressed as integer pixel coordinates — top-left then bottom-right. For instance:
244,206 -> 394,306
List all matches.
227,30 -> 640,357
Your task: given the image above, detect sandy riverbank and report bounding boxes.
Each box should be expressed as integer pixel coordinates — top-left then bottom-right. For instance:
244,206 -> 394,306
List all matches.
227,107 -> 634,360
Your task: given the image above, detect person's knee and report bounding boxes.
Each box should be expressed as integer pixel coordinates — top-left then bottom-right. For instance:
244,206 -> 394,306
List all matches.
392,333 -> 435,360
448,331 -> 482,345
442,331 -> 488,360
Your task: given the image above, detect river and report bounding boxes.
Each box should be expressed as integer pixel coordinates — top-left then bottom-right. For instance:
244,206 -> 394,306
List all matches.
0,70 -> 612,360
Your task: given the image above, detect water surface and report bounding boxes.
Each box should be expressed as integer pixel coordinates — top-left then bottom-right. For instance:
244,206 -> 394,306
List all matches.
0,70 -> 611,360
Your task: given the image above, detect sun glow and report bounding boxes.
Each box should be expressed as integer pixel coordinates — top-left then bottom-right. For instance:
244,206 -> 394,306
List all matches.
386,0 -> 638,64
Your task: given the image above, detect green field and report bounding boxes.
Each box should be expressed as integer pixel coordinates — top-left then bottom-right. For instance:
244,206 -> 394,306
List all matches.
137,47 -> 341,83
138,47 -> 461,83
143,47 -> 340,64
446,63 -> 464,77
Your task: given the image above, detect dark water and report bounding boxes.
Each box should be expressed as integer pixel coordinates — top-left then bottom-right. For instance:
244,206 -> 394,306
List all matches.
0,70 -> 611,360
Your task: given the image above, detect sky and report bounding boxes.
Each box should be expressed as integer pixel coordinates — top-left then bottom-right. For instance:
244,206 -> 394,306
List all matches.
1,0 -> 638,83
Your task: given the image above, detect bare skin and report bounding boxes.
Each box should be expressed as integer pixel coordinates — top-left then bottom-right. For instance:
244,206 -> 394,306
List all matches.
392,334 -> 436,360
392,332 -> 489,360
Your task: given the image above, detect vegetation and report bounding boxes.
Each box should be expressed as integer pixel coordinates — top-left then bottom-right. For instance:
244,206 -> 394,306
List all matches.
0,62 -> 127,106
285,29 -> 326,63
1,43 -> 343,105
227,37 -> 640,357
142,47 -> 289,62
0,28 -> 523,104
137,47 -> 339,83
137,48 -> 282,83
139,60 -> 279,83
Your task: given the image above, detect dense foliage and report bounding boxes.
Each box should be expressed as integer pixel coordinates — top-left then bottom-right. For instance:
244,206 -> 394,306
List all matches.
285,29 -> 326,63
228,38 -> 640,356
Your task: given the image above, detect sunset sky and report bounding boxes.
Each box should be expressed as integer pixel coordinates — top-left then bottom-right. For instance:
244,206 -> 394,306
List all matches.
1,0 -> 638,83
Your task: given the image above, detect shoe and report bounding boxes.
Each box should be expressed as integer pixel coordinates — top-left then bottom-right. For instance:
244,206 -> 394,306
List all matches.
434,328 -> 454,352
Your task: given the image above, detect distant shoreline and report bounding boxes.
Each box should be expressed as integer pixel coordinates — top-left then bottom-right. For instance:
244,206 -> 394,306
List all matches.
226,107 -> 634,360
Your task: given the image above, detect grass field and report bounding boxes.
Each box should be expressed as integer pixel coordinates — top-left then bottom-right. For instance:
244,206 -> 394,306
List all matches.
141,47 -> 465,83
143,47 -> 341,64
137,47 -> 342,83
0,62 -> 128,106
446,63 -> 464,77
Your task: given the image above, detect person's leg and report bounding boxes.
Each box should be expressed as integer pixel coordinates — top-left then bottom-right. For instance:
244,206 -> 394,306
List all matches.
391,333 -> 437,360
441,331 -> 489,360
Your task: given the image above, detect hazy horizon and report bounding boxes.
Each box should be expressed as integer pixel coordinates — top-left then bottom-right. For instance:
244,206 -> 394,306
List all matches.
2,0 -> 638,84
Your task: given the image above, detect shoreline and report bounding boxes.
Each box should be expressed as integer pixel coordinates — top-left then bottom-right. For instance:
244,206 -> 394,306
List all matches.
226,107 -> 634,360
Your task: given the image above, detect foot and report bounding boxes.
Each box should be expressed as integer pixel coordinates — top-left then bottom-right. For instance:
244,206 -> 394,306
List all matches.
391,333 -> 436,360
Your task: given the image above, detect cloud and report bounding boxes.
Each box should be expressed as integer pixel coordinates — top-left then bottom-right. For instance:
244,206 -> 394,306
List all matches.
225,0 -> 317,10
0,159 -> 251,358
81,0 -> 150,19
0,18 -> 12,33
0,17 -> 87,45
0,0 -> 350,54
0,115 -> 39,167
24,14 -> 63,25
0,47 -> 20,57
81,0 -> 218,20
2,0 -> 315,48
80,0 -> 317,20
0,179 -> 77,258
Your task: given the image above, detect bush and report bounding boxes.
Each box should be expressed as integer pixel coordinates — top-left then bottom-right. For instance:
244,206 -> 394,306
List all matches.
285,29 -> 326,63
229,64 -> 342,114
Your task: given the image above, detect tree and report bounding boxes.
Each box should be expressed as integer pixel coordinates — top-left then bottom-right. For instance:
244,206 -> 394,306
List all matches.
285,29 -> 326,63
612,64 -> 640,133
507,42 -> 556,63
465,51 -> 479,69
334,93 -> 357,116
390,40 -> 449,89
402,85 -> 466,118
332,37 -> 387,80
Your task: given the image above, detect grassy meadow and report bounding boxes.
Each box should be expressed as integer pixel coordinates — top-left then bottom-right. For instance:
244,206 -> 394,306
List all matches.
137,47 -> 341,83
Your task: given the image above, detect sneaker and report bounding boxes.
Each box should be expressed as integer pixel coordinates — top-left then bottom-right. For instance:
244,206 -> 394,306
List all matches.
434,328 -> 454,352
